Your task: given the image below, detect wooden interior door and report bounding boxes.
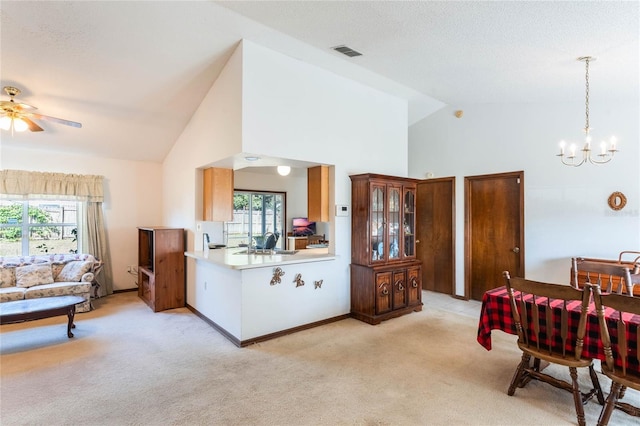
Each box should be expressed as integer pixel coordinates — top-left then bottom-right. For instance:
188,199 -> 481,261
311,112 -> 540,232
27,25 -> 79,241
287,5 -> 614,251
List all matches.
416,177 -> 455,294
465,171 -> 524,301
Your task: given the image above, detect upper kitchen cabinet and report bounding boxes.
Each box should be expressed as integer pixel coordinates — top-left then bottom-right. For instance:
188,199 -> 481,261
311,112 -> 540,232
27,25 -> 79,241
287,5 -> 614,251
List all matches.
307,166 -> 329,222
307,165 -> 329,223
203,167 -> 234,222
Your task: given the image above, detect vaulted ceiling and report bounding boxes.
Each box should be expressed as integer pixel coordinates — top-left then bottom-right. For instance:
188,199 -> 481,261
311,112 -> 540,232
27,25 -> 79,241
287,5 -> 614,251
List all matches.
1,1 -> 637,163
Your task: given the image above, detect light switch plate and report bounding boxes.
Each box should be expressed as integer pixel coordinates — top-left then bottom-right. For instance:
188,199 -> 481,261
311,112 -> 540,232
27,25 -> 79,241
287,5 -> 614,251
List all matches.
335,205 -> 349,217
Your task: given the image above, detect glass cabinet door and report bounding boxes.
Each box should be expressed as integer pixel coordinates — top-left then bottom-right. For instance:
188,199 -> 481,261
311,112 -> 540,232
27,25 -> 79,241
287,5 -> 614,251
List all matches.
387,186 -> 400,260
403,189 -> 416,257
370,185 -> 385,262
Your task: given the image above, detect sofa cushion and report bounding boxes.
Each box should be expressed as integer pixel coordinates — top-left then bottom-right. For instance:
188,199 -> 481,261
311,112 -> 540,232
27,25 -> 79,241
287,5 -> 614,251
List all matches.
25,281 -> 91,299
15,263 -> 54,288
0,286 -> 26,302
0,266 -> 15,288
55,261 -> 93,282
51,263 -> 65,280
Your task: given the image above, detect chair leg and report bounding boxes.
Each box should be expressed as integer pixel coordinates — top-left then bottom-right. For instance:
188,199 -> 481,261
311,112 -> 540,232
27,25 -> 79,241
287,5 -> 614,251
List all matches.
618,385 -> 627,399
588,364 -> 605,405
569,367 -> 586,426
508,353 -> 530,396
597,382 -> 622,426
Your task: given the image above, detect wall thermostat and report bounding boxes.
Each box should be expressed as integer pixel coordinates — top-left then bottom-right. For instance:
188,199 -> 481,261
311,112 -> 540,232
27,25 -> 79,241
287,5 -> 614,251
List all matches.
335,205 -> 349,217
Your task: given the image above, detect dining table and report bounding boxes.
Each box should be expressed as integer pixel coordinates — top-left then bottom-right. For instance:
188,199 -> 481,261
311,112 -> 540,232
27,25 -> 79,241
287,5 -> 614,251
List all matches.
476,285 -> 640,373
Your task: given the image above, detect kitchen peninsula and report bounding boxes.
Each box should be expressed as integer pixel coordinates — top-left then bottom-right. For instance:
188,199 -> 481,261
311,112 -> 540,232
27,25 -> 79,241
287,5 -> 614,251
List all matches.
184,247 -> 345,347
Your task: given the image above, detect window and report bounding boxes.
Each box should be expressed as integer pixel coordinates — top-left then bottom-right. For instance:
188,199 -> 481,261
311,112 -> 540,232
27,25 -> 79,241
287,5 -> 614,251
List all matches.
225,191 -> 285,249
0,200 -> 81,256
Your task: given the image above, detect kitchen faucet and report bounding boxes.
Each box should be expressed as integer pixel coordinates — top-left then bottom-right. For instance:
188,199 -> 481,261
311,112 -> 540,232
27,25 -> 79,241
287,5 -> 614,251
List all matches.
203,233 -> 210,250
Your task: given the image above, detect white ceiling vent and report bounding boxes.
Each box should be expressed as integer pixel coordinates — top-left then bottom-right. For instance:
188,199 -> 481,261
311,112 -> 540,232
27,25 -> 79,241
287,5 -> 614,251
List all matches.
332,45 -> 362,57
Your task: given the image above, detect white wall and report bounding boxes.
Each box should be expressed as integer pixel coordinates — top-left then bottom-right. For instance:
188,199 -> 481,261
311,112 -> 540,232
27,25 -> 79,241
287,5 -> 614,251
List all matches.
163,39 -> 409,313
0,145 -> 163,291
408,101 -> 640,295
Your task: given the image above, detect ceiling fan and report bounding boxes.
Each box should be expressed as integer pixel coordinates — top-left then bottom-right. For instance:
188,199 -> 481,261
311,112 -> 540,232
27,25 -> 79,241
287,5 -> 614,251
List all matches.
0,86 -> 82,133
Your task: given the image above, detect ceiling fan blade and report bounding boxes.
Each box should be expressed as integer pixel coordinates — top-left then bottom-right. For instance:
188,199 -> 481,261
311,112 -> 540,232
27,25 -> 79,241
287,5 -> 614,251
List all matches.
15,102 -> 37,110
22,117 -> 44,132
30,112 -> 82,128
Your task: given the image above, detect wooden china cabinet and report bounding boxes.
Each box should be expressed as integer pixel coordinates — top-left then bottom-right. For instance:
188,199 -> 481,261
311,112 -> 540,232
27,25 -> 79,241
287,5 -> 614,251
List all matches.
350,173 -> 422,324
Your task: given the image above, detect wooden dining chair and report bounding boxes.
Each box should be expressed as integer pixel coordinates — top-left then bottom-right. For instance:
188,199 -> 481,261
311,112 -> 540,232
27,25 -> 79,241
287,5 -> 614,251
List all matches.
572,258 -> 634,295
589,283 -> 640,426
503,271 -> 604,426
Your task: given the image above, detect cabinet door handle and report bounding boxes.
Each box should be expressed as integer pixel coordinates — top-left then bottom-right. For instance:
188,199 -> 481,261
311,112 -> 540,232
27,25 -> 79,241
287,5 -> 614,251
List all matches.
396,280 -> 404,291
411,277 -> 418,288
379,283 -> 389,295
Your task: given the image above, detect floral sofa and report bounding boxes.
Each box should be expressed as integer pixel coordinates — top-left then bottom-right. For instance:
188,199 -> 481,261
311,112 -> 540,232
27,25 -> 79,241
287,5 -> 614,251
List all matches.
0,254 -> 101,313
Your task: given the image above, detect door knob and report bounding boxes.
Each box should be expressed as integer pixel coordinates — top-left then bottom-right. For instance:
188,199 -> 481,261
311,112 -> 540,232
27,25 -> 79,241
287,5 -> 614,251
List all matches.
512,247 -> 520,253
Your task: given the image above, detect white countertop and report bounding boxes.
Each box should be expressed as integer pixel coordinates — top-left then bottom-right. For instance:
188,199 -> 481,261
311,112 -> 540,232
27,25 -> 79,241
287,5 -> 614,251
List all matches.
184,247 -> 336,270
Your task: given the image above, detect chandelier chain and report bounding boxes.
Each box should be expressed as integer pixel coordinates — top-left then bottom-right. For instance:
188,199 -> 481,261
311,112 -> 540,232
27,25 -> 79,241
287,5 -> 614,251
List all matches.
584,57 -> 590,133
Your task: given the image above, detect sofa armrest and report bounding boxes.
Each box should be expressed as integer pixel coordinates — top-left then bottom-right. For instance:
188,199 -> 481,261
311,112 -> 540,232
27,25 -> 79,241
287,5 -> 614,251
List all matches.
81,272 -> 95,283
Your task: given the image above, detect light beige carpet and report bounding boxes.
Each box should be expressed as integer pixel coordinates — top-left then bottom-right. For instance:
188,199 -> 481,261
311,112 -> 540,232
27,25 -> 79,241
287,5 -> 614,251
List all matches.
0,291 -> 637,425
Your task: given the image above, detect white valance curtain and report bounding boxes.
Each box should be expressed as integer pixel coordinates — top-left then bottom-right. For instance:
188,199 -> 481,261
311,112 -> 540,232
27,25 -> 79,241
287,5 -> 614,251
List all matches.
0,169 -> 113,296
0,169 -> 104,201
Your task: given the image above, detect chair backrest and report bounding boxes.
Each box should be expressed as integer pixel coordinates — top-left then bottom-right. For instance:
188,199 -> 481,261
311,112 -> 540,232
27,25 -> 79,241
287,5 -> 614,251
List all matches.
589,283 -> 640,384
264,232 -> 279,250
572,258 -> 634,295
503,271 -> 591,361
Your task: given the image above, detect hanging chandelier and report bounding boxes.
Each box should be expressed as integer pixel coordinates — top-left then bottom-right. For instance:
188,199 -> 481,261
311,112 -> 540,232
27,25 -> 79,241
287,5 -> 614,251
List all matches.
556,56 -> 618,166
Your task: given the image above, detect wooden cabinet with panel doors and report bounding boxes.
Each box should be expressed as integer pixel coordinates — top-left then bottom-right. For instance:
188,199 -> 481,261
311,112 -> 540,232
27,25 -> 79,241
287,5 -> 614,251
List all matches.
350,173 -> 422,324
138,227 -> 185,312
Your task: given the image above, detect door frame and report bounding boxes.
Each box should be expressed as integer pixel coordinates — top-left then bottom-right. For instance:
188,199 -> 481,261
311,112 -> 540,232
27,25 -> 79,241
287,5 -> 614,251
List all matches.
464,171 -> 525,299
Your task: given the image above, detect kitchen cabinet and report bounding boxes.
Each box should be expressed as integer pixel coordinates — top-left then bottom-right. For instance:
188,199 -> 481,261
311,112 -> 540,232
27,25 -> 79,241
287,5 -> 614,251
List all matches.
203,167 -> 233,222
138,227 -> 185,312
349,173 -> 422,324
287,236 -> 309,251
307,165 -> 329,222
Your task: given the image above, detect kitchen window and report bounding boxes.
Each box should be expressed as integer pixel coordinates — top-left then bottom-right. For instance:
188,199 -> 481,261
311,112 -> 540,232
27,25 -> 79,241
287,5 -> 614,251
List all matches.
225,191 -> 285,249
0,199 -> 81,256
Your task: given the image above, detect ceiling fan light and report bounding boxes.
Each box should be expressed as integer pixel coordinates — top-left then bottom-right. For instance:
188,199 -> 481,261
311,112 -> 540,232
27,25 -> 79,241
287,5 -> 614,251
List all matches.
277,165 -> 291,176
0,116 -> 11,130
13,117 -> 28,132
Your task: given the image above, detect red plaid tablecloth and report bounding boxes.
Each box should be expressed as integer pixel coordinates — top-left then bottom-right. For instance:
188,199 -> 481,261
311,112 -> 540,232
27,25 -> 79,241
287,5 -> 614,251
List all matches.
477,286 -> 640,372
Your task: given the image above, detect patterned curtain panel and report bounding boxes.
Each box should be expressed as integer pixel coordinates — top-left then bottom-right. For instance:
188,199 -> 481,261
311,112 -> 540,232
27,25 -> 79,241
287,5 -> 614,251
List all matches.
0,169 -> 113,295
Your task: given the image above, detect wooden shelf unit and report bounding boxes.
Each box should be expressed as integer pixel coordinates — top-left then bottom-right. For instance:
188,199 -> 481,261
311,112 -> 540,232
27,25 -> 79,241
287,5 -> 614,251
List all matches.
138,227 -> 185,312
